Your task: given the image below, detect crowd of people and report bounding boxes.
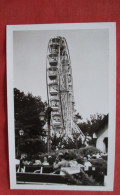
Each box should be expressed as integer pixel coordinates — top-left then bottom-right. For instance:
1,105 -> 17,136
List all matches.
17,152 -> 96,174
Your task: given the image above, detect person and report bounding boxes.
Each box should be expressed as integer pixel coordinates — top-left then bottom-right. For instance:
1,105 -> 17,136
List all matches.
33,160 -> 41,165
15,159 -> 20,172
48,155 -> 54,166
83,157 -> 92,171
87,154 -> 91,160
42,157 -> 49,165
53,156 -> 59,168
96,152 -> 101,159
53,154 -> 70,169
19,156 -> 25,172
23,160 -> 30,165
91,153 -> 97,159
69,159 -> 79,168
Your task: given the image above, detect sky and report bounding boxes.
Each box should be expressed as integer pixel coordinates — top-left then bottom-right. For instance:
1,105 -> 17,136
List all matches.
13,29 -> 109,120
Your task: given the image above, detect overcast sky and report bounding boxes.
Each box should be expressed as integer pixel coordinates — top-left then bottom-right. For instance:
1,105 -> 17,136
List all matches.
13,29 -> 109,120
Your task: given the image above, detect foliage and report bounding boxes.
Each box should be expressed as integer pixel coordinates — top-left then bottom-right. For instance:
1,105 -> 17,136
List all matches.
63,169 -> 100,186
78,113 -> 107,136
20,139 -> 47,157
79,168 -> 100,186
78,146 -> 101,157
89,159 -> 107,175
74,113 -> 83,123
75,113 -> 83,120
51,134 -> 85,150
61,137 -> 77,149
14,88 -> 46,157
101,154 -> 107,161
14,88 -> 45,136
51,134 -> 62,150
64,151 -> 76,160
76,156 -> 84,164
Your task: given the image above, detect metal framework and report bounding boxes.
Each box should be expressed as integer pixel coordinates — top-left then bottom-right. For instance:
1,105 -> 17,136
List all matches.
46,36 -> 85,140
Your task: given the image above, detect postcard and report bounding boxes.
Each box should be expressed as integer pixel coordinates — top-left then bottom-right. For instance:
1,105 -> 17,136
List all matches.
7,23 -> 116,191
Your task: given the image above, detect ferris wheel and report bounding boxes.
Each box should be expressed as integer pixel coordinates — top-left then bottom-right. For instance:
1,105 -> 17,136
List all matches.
46,36 -> 85,140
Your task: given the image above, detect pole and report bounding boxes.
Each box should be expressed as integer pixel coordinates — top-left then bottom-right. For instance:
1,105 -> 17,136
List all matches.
76,136 -> 78,150
47,117 -> 50,154
17,135 -> 20,158
46,106 -> 52,154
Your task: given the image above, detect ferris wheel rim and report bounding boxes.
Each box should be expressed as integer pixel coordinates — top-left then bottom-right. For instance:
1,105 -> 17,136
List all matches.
46,36 -> 74,135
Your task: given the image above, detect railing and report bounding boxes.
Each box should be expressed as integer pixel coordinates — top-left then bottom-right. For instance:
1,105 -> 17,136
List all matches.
49,90 -> 58,95
49,84 -> 58,90
16,172 -> 68,184
72,121 -> 85,139
52,111 -> 61,116
48,53 -> 58,59
60,43 -> 65,51
50,43 -> 59,49
51,101 -> 59,107
49,59 -> 58,66
48,71 -> 57,79
51,106 -> 59,111
61,59 -> 69,65
49,79 -> 58,85
50,98 -> 59,102
51,37 -> 61,44
50,48 -> 59,55
53,121 -> 62,126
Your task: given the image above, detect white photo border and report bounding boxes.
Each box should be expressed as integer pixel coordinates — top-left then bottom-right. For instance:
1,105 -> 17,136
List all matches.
6,23 -> 116,191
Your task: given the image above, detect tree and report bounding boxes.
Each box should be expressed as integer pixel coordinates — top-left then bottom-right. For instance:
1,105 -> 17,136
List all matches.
51,134 -> 84,150
20,139 -> 47,158
14,88 -> 45,135
75,113 -> 83,120
14,88 -> 46,157
78,113 -> 107,136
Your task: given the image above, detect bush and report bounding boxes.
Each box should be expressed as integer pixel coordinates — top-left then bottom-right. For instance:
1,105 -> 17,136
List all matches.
101,154 -> 107,161
76,156 -> 84,164
63,169 -> 100,186
64,152 -> 76,160
78,146 -> 101,157
89,159 -> 107,175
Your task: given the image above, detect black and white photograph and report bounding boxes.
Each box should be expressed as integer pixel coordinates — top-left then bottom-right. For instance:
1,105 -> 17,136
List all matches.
7,23 -> 116,191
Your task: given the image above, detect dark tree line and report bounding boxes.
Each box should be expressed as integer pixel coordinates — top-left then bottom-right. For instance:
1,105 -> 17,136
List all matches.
77,113 -> 108,136
14,88 -> 46,157
14,88 -> 45,136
